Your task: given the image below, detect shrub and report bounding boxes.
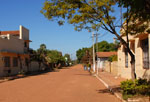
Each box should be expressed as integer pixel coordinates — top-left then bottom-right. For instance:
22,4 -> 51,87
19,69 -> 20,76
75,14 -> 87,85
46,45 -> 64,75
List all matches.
121,80 -> 136,96
121,79 -> 150,100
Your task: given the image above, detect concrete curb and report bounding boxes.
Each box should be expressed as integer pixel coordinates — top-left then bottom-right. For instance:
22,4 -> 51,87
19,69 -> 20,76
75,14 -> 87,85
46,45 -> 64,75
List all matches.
95,74 -> 127,102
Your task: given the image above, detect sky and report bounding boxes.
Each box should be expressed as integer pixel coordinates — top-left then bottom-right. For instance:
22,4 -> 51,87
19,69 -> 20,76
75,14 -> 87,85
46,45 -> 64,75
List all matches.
0,0 -> 120,60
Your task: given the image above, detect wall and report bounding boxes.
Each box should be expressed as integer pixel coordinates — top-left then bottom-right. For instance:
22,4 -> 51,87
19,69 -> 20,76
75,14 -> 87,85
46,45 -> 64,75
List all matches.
97,57 -> 108,69
29,61 -> 45,72
104,61 -> 118,76
0,35 -> 24,54
20,25 -> 29,40
118,34 -> 150,79
0,53 -> 29,77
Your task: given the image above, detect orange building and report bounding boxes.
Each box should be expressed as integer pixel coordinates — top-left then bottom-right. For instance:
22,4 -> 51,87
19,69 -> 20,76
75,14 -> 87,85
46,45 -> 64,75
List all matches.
0,25 -> 31,76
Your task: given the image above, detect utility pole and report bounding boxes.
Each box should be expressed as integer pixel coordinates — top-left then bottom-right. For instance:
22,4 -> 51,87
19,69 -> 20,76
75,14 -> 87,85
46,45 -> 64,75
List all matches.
96,33 -> 99,75
92,32 -> 96,72
120,5 -> 122,27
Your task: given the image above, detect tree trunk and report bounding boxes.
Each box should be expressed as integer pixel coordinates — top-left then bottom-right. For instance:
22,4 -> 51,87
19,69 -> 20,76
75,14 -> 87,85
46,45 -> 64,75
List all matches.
130,55 -> 136,80
38,62 -> 41,71
112,31 -> 136,80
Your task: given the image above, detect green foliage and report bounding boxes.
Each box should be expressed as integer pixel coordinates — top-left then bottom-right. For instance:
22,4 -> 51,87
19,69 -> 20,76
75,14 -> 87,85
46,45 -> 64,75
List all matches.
64,54 -> 71,62
119,0 -> 150,21
30,44 -> 67,69
108,55 -> 117,62
119,0 -> 150,36
76,47 -> 90,63
37,44 -> 47,58
41,0 -> 117,32
46,50 -> 65,64
121,79 -> 150,100
94,41 -> 119,52
76,41 -> 118,63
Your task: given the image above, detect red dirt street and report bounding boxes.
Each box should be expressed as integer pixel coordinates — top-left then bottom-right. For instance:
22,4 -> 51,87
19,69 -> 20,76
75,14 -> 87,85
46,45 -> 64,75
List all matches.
0,64 -> 120,102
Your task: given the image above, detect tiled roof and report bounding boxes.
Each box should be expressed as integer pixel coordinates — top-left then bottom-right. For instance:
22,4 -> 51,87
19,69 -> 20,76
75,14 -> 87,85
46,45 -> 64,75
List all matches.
97,52 -> 117,58
0,31 -> 19,35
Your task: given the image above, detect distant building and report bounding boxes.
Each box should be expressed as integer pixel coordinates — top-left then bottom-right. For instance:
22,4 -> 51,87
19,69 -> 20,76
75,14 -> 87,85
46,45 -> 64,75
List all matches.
97,52 -> 117,70
0,25 -> 31,76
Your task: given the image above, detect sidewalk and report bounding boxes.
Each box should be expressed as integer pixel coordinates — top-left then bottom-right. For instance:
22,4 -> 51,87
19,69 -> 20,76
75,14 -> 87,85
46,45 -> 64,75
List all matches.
94,71 -> 150,102
94,71 -> 126,102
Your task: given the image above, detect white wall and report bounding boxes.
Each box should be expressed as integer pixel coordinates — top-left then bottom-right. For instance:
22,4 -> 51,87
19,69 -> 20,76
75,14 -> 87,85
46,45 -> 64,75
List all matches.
0,35 -> 24,53
20,25 -> 29,40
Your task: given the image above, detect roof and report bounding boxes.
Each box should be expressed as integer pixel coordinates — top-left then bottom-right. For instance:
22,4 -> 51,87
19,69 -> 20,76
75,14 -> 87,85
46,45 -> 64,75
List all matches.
0,30 -> 19,35
97,52 -> 117,58
134,33 -> 148,40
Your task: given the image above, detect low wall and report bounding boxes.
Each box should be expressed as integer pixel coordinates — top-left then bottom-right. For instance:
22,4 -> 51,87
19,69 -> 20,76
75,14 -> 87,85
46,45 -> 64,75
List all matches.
104,61 -> 118,76
29,61 -> 45,72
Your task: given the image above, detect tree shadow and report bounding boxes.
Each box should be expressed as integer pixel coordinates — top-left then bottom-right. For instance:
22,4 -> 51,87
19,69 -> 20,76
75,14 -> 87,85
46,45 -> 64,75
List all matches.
97,86 -> 121,95
74,74 -> 91,76
0,68 -> 61,82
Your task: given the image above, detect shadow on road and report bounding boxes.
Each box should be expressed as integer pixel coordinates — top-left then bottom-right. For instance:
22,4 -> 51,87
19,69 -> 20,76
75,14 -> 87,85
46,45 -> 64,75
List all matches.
0,67 -> 71,83
97,86 -> 121,95
74,74 -> 91,76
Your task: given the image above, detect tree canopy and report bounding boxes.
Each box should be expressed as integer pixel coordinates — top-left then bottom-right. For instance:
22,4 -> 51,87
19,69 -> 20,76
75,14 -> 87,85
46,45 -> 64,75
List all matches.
41,0 -> 118,32
76,41 -> 118,63
94,41 -> 119,52
119,0 -> 150,22
76,47 -> 90,63
46,50 -> 65,64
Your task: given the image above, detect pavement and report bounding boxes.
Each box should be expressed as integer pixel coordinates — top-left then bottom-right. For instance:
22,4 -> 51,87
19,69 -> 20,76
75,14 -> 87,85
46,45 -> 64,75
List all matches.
94,71 -> 126,102
94,71 -> 150,102
0,64 -> 120,102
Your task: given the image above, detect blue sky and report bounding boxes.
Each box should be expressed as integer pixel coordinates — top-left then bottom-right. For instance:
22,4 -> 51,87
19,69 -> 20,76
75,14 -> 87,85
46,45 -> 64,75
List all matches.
0,0 -> 120,59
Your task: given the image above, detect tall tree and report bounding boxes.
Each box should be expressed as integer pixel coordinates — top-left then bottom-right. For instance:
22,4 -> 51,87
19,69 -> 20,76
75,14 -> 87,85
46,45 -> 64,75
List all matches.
46,50 -> 65,68
37,44 -> 47,70
64,54 -> 71,65
41,0 -> 149,80
76,48 -> 90,63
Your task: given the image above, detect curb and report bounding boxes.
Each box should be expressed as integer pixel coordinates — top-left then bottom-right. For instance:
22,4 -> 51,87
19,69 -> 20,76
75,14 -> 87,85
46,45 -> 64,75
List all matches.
95,74 -> 126,102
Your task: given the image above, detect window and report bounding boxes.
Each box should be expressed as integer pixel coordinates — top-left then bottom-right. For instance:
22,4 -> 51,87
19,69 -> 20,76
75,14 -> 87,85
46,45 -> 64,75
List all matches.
25,58 -> 29,66
13,57 -> 18,67
24,42 -> 27,47
4,57 -> 10,67
141,38 -> 149,69
125,49 -> 128,68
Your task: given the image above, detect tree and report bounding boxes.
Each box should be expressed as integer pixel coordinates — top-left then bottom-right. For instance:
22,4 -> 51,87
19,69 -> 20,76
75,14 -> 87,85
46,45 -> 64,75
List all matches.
46,50 -> 65,68
64,54 -> 71,65
41,0 -> 147,80
119,0 -> 150,22
37,44 -> 47,70
94,41 -> 118,52
76,48 -> 90,63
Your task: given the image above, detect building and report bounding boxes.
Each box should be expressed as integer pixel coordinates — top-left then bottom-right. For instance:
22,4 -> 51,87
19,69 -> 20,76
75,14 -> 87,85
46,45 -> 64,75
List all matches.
118,33 -> 150,79
97,52 -> 117,70
0,25 -> 31,77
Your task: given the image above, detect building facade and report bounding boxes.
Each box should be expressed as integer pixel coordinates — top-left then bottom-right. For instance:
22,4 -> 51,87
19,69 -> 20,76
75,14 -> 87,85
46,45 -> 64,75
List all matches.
97,52 -> 117,70
118,33 -> 150,79
0,25 -> 31,77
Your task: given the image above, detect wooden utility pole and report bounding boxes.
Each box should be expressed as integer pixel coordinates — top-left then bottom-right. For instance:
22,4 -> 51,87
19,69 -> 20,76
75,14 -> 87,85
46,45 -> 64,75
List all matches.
92,32 -> 96,72
96,33 -> 99,75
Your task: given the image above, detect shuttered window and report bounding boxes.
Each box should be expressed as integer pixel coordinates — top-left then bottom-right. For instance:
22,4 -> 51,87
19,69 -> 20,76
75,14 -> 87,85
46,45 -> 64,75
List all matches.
141,38 -> 149,69
13,57 -> 18,67
4,57 -> 10,67
125,49 -> 128,68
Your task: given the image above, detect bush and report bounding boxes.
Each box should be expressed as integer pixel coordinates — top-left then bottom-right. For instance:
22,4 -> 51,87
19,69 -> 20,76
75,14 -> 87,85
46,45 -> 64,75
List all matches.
121,79 -> 150,100
108,55 -> 117,62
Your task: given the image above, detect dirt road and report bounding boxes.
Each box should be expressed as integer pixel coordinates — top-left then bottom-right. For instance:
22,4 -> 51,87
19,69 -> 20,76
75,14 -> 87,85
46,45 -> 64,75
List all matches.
0,64 -> 120,102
